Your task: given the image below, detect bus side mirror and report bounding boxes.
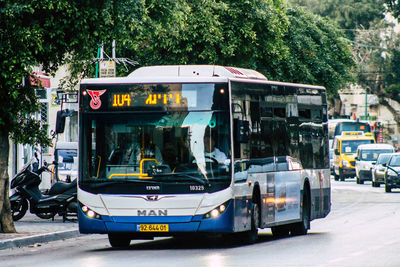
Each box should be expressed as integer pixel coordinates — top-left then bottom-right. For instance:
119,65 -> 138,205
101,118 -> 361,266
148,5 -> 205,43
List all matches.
334,149 -> 339,155
235,120 -> 250,143
55,110 -> 66,134
55,109 -> 74,134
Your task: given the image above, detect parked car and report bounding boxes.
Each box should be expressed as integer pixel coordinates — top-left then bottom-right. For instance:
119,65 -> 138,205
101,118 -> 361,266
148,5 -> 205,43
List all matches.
355,143 -> 394,184
383,153 -> 400,193
371,153 -> 394,187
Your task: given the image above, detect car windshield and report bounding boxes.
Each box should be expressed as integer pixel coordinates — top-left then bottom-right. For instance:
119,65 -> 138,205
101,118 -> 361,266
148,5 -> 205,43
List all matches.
377,154 -> 391,164
360,149 -> 393,161
389,156 -> 400,167
56,149 -> 77,171
341,140 -> 374,153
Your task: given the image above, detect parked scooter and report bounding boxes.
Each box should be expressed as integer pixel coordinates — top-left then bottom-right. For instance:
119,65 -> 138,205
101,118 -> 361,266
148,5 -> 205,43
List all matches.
9,153 -> 77,222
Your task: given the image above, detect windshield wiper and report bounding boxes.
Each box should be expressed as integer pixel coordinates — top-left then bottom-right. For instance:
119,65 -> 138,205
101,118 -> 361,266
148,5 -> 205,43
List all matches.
151,172 -> 210,187
84,179 -> 159,188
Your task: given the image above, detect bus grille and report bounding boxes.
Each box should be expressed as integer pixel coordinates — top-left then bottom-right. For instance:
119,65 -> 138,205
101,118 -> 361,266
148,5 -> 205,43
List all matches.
350,161 -> 356,167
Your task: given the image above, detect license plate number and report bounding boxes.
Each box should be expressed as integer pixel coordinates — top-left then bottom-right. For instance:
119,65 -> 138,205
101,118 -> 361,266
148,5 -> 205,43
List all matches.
138,224 -> 169,232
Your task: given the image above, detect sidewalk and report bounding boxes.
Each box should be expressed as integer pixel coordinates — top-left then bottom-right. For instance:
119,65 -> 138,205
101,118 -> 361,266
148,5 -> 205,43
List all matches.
0,213 -> 79,250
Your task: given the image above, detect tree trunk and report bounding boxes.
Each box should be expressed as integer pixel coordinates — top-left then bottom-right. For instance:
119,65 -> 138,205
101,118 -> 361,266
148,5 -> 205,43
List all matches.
0,129 -> 16,233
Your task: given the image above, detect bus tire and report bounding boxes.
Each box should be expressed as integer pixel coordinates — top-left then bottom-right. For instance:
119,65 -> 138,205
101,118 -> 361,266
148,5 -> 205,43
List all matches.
291,187 -> 310,236
243,202 -> 260,244
108,233 -> 131,248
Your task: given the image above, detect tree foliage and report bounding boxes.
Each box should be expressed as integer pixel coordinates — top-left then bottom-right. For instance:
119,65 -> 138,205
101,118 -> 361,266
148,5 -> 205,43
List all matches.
287,0 -> 386,40
272,7 -> 356,97
386,0 -> 400,18
77,0 -> 353,98
126,0 -> 289,70
0,0 -> 107,232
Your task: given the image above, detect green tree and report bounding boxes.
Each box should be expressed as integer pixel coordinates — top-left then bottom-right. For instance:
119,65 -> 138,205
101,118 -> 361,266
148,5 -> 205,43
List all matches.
386,0 -> 400,18
273,7 -> 356,98
111,0 -> 352,98
128,0 -> 289,69
0,0 -> 107,232
287,0 -> 386,40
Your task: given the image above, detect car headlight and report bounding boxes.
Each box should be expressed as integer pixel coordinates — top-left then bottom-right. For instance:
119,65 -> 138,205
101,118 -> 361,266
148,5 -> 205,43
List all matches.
342,160 -> 350,167
203,200 -> 230,219
80,203 -> 101,219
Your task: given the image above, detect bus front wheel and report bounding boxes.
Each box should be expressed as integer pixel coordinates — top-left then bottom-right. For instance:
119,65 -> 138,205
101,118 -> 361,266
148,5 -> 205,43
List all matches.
108,233 -> 131,248
237,202 -> 260,244
291,188 -> 310,236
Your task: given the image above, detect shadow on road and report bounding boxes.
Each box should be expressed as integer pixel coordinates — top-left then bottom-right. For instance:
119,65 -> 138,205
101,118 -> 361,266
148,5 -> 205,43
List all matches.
90,231 -> 326,252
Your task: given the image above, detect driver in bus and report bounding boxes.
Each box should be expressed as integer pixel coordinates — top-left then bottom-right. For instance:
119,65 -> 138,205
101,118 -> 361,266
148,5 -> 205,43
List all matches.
203,128 -> 228,165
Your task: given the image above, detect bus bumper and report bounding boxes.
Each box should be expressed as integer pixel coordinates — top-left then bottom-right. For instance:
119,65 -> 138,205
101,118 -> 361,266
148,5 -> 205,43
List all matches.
78,199 -> 234,235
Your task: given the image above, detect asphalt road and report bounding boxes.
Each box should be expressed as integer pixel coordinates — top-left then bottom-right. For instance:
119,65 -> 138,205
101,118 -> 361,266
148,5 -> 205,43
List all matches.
1,178 -> 400,267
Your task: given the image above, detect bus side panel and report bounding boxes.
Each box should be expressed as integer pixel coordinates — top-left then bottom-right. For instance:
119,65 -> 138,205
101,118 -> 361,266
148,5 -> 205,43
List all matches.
233,171 -> 303,230
233,180 -> 253,232
271,171 -> 301,223
308,169 -> 331,220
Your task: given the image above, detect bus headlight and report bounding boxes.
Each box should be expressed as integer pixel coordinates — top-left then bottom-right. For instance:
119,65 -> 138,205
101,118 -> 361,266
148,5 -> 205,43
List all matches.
203,200 -> 230,219
80,204 -> 101,219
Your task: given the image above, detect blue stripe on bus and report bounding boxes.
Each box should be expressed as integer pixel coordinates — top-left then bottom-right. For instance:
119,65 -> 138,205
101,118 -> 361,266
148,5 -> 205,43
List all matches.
78,199 -> 235,234
112,216 -> 193,223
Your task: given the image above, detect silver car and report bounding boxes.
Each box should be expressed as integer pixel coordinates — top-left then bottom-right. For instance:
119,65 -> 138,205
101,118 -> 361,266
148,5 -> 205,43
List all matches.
371,153 -> 393,187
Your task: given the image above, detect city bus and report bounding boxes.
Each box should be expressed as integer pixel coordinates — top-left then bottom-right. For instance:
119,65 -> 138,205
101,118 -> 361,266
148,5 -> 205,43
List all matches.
333,120 -> 371,137
77,65 -> 331,247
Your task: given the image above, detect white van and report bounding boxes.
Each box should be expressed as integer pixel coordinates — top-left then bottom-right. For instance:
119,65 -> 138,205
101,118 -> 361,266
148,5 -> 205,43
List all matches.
355,143 -> 395,184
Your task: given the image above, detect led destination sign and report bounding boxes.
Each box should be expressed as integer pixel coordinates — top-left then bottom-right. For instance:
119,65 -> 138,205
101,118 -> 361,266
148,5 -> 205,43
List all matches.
111,93 -> 181,107
83,83 -> 228,112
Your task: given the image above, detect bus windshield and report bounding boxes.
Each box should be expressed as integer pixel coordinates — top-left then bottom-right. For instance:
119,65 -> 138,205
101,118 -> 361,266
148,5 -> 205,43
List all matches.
81,111 -> 231,192
334,121 -> 371,136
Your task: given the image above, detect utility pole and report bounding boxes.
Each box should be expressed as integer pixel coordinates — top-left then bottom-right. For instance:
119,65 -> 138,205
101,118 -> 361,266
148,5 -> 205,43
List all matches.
112,40 -> 116,58
365,89 -> 368,120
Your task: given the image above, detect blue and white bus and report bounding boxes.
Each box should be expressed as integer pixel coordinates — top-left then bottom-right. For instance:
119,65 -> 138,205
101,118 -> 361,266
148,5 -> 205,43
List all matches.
77,65 -> 331,247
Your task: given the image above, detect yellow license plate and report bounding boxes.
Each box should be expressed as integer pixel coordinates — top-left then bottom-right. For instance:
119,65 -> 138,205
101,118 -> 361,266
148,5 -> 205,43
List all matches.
138,224 -> 169,232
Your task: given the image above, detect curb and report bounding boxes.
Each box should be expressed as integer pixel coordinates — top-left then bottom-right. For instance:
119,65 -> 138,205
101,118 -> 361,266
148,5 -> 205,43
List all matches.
0,229 -> 80,250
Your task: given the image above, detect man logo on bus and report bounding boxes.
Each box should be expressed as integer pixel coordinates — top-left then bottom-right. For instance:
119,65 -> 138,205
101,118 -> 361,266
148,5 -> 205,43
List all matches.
87,90 -> 106,110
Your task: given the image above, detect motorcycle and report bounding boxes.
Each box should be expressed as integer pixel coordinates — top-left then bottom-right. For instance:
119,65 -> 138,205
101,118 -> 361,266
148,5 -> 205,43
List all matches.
9,153 -> 77,222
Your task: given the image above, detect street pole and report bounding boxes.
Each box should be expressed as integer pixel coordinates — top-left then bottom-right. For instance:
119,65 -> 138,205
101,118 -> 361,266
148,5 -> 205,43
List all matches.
365,89 -> 368,120
95,43 -> 101,78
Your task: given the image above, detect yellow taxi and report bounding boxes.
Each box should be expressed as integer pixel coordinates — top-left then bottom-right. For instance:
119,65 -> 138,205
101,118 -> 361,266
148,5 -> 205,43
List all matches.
332,131 -> 375,181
